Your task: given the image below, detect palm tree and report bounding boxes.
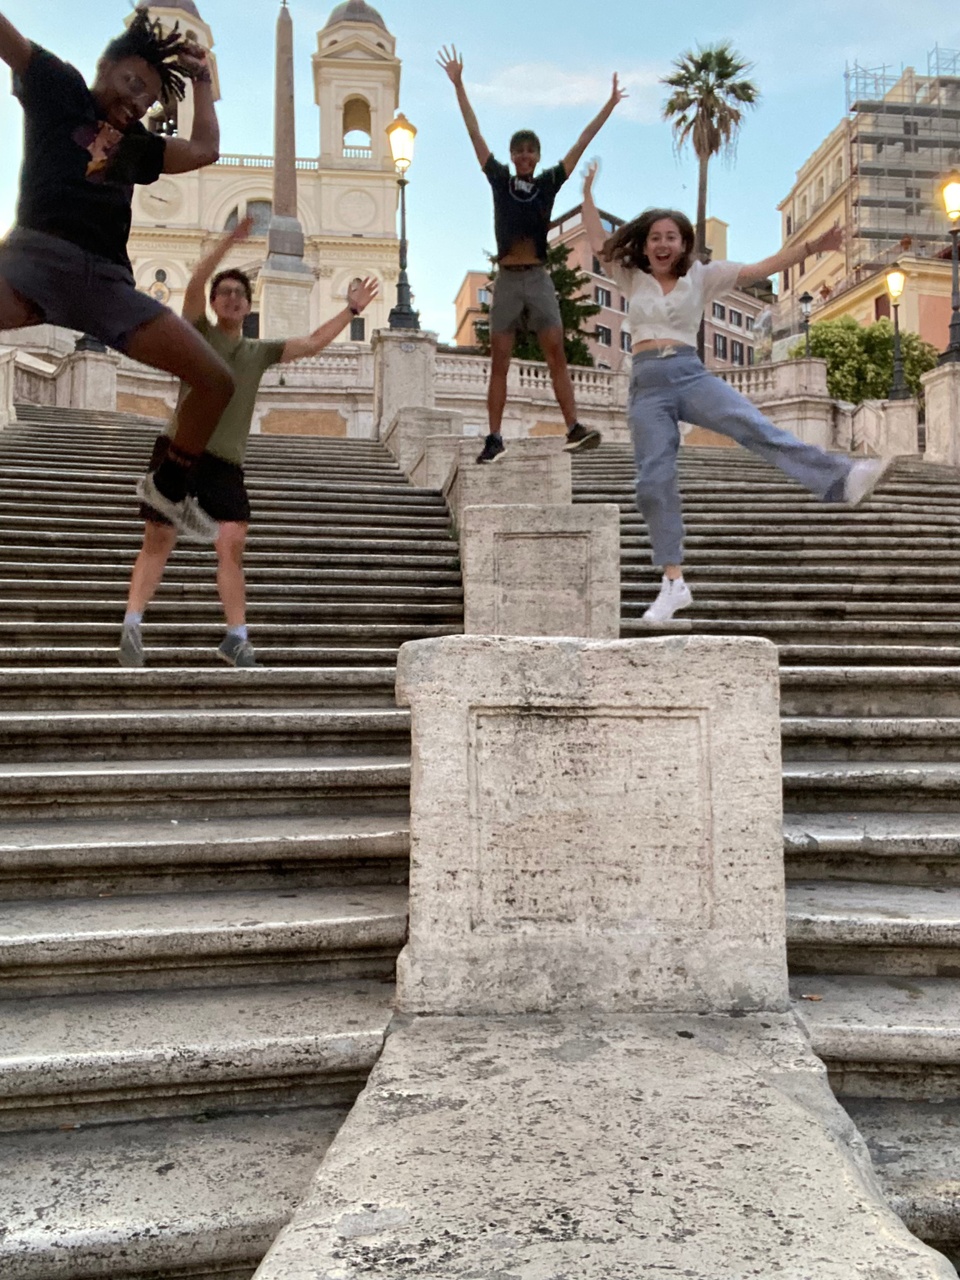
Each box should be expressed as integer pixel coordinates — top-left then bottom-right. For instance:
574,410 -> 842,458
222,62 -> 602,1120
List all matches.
661,44 -> 760,259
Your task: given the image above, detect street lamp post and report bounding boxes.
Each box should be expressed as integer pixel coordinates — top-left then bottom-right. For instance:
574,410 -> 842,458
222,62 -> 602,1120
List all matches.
885,267 -> 910,399
799,291 -> 813,357
940,172 -> 960,365
386,112 -> 420,331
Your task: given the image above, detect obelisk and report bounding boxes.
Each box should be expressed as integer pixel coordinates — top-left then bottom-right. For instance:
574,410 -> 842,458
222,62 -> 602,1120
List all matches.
259,1 -> 314,337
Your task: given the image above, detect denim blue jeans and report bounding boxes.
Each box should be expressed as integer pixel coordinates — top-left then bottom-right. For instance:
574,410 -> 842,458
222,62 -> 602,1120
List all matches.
627,347 -> 853,566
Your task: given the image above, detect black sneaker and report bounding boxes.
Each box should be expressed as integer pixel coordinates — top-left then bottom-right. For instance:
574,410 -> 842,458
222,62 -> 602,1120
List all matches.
476,433 -> 506,464
564,423 -> 602,452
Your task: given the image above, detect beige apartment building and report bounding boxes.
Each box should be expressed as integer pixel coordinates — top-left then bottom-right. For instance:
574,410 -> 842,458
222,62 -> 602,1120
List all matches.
452,271 -> 493,347
776,49 -> 960,350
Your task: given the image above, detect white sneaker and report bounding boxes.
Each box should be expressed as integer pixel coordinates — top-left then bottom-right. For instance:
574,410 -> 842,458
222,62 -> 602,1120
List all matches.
136,472 -> 219,543
843,457 -> 894,507
643,575 -> 693,623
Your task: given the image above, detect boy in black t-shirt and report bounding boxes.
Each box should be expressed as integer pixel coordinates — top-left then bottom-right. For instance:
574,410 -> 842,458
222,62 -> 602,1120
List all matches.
439,46 -> 626,463
0,7 -> 233,539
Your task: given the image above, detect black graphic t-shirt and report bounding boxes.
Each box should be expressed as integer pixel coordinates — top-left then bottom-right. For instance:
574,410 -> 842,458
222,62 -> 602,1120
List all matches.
484,155 -> 569,263
13,45 -> 166,269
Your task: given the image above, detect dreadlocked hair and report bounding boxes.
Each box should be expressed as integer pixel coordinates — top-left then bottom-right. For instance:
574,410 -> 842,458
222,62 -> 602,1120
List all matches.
602,207 -> 696,279
101,7 -> 193,104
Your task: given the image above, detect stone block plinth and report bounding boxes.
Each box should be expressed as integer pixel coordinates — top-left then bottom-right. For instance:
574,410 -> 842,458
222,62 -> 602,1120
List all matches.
444,437 -> 571,531
462,503 -> 620,639
922,362 -> 960,467
257,263 -> 314,341
0,348 -> 16,428
395,634 -> 786,1017
409,433 -> 462,490
372,328 -> 437,438
382,407 -> 464,479
56,348 -> 120,413
853,398 -> 920,458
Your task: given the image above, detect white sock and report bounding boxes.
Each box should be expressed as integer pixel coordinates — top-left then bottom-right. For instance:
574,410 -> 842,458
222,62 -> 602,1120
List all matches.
124,610 -> 143,627
227,624 -> 249,642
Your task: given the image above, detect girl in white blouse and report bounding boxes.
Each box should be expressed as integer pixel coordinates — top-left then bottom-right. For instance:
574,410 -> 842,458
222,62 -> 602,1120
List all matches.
582,164 -> 890,622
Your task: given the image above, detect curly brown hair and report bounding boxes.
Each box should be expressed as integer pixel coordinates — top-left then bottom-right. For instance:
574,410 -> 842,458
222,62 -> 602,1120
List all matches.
602,208 -> 696,278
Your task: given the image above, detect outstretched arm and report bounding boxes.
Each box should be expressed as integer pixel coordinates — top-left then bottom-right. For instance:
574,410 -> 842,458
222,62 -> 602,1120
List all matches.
163,45 -> 220,174
737,225 -> 844,286
562,75 -> 626,177
281,277 -> 379,363
0,12 -> 32,76
581,163 -> 608,259
437,45 -> 491,169
183,216 -> 253,323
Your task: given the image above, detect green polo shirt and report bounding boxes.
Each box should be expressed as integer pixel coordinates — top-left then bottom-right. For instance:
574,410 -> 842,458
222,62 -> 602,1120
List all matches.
167,316 -> 286,465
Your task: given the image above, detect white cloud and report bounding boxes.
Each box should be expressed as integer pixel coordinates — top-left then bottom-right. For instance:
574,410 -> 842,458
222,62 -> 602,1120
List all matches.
467,63 -> 668,124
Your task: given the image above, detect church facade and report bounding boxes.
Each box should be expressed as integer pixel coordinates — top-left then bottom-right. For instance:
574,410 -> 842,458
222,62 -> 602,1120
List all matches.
127,0 -> 403,340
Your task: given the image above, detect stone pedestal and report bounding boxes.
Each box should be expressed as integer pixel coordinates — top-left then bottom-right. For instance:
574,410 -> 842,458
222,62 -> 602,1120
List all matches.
396,634 -> 786,1017
409,434 -> 462,490
921,362 -> 960,467
462,504 -> 621,639
372,329 -> 437,438
381,407 -> 463,478
257,263 -> 314,341
765,395 -> 835,449
0,348 -> 16,428
56,348 -> 120,413
444,438 -> 572,532
853,398 -> 920,458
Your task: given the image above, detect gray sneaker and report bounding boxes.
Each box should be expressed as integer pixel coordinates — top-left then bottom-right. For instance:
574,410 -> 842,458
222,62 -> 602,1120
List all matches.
118,623 -> 144,669
136,472 -> 219,543
218,633 -> 257,668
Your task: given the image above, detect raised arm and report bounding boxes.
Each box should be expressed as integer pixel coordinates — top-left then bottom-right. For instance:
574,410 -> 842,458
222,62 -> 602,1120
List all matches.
163,45 -> 220,175
281,277 -> 379,364
737,225 -> 844,286
0,11 -> 32,77
562,74 -> 627,177
581,163 -> 608,259
437,45 -> 491,169
182,216 -> 253,323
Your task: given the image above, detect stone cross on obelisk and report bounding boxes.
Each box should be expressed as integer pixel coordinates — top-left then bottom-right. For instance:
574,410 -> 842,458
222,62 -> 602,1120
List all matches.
259,0 -> 314,337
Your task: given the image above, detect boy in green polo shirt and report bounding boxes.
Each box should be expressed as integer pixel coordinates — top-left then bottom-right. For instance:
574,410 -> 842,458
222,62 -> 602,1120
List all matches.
119,217 -> 377,668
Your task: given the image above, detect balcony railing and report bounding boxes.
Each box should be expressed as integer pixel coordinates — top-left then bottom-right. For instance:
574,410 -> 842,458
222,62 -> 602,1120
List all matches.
217,153 -> 318,171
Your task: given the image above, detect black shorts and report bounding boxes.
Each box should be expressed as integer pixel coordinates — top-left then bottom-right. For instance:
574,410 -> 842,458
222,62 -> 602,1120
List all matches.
0,227 -> 168,353
141,435 -> 251,526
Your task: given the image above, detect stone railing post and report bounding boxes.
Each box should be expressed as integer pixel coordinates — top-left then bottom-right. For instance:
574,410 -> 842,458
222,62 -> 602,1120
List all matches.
0,349 -> 16,429
381,407 -> 464,480
371,328 -> 437,439
55,346 -> 121,413
921,363 -> 960,467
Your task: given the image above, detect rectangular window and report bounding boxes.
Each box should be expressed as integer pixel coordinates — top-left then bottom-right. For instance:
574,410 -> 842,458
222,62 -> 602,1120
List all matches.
477,288 -> 490,305
596,286 -> 612,309
713,333 -> 728,360
350,316 -> 366,341
729,309 -> 743,327
592,256 -> 604,276
745,316 -> 755,332
786,214 -> 793,235
620,329 -> 632,352
747,347 -> 755,365
731,339 -> 745,365
783,268 -> 790,290
712,302 -> 726,320
621,296 -> 628,313
596,325 -> 612,347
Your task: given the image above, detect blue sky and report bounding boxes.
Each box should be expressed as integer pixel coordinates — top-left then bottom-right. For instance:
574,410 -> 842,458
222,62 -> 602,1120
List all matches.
1,0 -> 959,340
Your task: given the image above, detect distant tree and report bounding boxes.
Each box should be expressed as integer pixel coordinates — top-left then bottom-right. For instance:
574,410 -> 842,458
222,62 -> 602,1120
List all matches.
474,242 -> 601,366
789,315 -> 939,404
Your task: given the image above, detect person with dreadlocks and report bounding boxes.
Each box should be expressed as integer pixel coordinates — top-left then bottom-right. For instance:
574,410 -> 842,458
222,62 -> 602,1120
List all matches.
0,6 -> 233,539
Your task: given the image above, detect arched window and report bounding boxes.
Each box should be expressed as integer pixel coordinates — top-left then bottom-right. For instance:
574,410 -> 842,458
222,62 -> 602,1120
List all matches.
834,157 -> 844,188
342,96 -> 373,157
799,195 -> 808,226
815,176 -> 825,208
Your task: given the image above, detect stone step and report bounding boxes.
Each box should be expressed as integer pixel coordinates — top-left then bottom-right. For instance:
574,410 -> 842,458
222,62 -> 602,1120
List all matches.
783,718 -> 960,762
790,973 -> 960,1101
0,549 -> 460,573
780,645 -> 960,668
0,812 -> 409,900
0,600 -> 462,624
0,707 -> 412,763
0,979 -> 393,1130
0,528 -> 457,555
0,644 -> 402,668
0,463 -> 418,494
784,812 -> 960,887
842,1097 -> 960,1270
0,883 -> 407,997
628,619 -> 960,647
781,667 -> 960,717
629,598 -> 960,620
784,760 -> 960,812
625,579 -> 960,602
0,499 -> 452,531
0,577 -> 464,605
0,753 -> 411,821
0,514 -> 455,542
0,562 -> 462,589
786,880 -> 960,976
0,666 -> 399,710
0,621 -> 460,651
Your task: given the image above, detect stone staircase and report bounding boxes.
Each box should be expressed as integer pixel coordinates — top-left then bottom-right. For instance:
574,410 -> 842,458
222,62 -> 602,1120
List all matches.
574,444 -> 960,1271
0,407 -> 460,1279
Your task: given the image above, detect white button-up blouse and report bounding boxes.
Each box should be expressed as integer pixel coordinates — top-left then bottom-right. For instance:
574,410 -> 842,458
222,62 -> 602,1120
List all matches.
607,258 -> 744,349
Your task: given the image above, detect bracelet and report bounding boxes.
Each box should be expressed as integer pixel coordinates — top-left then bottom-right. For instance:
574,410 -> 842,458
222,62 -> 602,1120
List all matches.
349,303 -> 361,316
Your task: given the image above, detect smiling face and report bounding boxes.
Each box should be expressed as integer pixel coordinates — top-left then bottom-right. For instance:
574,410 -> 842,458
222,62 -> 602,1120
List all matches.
211,275 -> 253,329
92,56 -> 164,132
510,139 -> 540,179
644,218 -> 686,279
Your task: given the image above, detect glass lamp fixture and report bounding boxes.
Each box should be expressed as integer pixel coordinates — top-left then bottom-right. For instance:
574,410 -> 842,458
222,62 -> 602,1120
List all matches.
387,113 -> 417,175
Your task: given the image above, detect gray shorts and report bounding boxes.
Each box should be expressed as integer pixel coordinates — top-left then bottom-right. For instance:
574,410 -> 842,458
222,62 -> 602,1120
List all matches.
0,227 -> 168,353
489,265 -> 562,335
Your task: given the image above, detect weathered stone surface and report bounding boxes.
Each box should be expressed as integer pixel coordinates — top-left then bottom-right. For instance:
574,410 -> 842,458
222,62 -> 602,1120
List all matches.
372,329 -> 437,436
382,407 -> 464,479
444,437 -> 572,531
921,362 -> 960,468
252,1013 -> 958,1280
461,502 -> 621,639
55,349 -> 120,414
0,348 -> 15,427
395,634 -> 786,1016
409,433 -> 462,490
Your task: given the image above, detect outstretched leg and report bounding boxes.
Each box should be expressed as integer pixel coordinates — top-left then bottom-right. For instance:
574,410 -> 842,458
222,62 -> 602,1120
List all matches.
120,520 -> 178,668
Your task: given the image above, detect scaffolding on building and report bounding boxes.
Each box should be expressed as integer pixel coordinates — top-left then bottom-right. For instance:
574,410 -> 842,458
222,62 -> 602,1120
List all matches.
843,47 -> 960,276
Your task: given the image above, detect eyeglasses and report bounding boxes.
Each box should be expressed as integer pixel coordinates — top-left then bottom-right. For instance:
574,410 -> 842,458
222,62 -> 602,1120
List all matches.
214,286 -> 249,299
